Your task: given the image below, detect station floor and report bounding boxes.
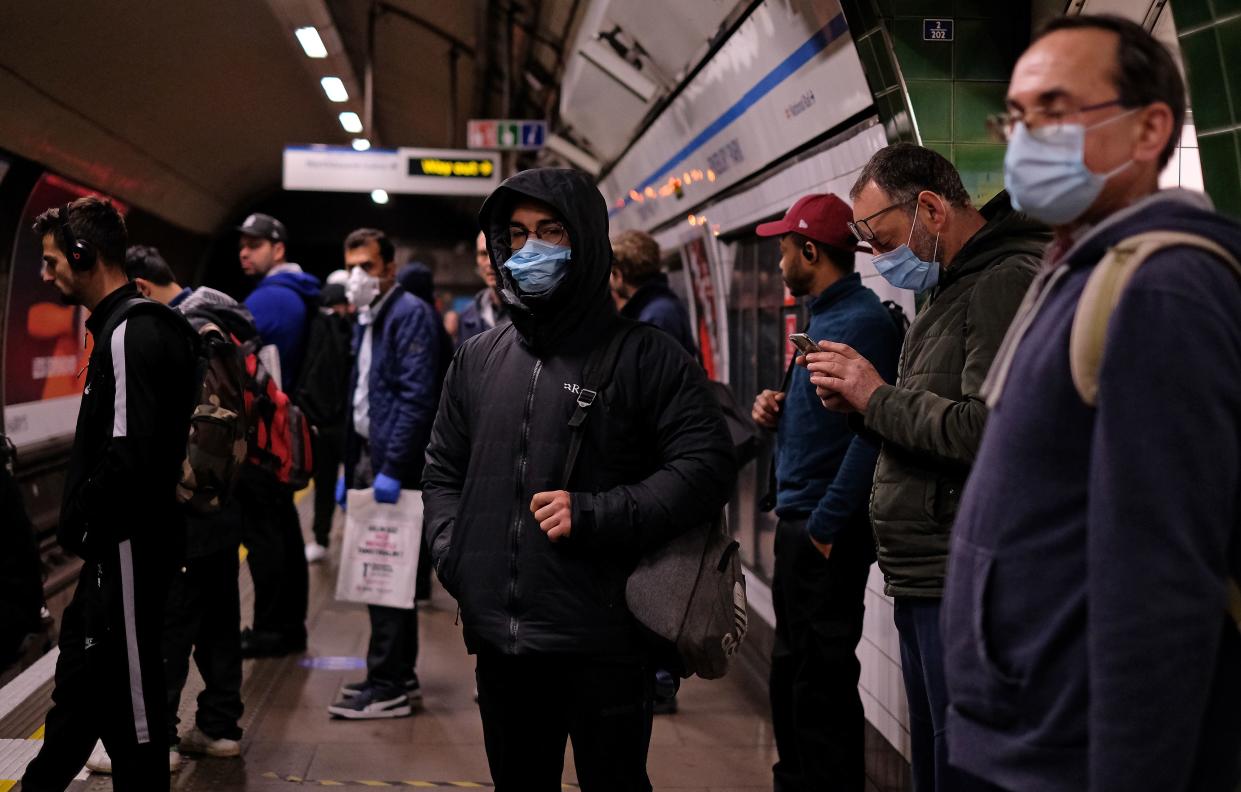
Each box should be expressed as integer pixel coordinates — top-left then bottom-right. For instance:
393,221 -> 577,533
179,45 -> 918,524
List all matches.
15,495 -> 780,791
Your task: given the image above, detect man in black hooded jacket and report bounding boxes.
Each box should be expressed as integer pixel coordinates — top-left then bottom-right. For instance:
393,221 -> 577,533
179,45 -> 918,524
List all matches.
423,168 -> 735,792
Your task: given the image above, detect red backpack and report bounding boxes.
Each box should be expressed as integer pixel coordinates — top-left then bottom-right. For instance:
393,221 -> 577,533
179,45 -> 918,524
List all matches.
240,340 -> 314,491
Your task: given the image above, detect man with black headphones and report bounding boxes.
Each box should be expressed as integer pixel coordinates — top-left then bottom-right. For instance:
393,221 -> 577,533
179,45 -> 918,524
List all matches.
749,193 -> 901,792
23,196 -> 196,791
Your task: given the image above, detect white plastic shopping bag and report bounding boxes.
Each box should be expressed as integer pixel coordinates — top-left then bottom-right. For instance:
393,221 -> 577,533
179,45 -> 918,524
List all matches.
334,488 -> 423,610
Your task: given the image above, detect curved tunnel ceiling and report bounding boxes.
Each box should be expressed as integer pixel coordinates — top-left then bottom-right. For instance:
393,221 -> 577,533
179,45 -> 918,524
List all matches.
0,0 -> 581,236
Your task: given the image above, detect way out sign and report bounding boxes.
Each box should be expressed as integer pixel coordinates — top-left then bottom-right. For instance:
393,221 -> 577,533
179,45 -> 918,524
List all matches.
467,119 -> 547,151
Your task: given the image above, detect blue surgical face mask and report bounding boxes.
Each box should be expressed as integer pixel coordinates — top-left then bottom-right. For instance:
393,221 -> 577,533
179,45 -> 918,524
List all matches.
872,204 -> 940,293
1004,113 -> 1135,226
504,238 -> 572,295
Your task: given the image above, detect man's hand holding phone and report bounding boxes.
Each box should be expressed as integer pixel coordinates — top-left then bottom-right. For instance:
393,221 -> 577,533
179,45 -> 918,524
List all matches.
803,340 -> 886,414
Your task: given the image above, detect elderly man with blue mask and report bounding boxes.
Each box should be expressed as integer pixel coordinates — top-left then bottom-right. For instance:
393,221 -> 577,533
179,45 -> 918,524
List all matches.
941,15 -> 1241,792
802,143 -> 1045,792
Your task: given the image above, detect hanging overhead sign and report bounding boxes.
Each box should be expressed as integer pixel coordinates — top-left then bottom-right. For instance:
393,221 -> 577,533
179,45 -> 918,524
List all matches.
467,119 -> 547,150
282,145 -> 500,196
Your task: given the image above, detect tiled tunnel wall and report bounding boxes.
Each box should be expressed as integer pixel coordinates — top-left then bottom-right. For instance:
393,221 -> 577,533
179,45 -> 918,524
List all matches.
1173,0 -> 1241,217
841,0 -> 1031,204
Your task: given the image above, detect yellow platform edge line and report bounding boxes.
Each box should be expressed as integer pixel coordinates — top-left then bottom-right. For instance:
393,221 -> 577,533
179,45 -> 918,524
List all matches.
0,780 -> 16,792
28,724 -> 44,740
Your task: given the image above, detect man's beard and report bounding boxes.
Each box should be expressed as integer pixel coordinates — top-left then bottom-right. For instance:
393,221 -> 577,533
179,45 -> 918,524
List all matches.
57,285 -> 80,306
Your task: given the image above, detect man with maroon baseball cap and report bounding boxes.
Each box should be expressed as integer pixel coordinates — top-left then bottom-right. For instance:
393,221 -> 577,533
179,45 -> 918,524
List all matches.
750,192 -> 901,791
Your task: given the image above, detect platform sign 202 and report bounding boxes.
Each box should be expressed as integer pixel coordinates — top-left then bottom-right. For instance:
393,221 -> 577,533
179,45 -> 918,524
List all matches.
923,19 -> 953,42
467,119 -> 547,151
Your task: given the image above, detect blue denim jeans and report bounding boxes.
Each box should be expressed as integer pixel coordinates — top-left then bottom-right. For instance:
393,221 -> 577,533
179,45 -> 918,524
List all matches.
894,598 -> 1006,792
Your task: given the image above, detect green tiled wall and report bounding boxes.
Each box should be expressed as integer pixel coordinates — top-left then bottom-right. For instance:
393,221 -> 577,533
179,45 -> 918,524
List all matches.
1173,0 -> 1241,217
841,0 -> 1030,204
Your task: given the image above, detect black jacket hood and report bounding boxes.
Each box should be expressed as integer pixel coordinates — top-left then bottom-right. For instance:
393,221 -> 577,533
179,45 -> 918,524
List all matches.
942,191 -> 1050,286
478,168 -> 616,354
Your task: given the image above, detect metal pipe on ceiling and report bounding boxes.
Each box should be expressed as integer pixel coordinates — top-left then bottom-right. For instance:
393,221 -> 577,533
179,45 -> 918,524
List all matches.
365,0 -> 378,143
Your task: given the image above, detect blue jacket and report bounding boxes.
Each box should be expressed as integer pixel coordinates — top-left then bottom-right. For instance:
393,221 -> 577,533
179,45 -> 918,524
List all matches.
775,273 -> 900,544
243,267 -> 321,389
457,288 -> 509,348
620,274 -> 698,358
345,287 -> 441,487
943,190 -> 1241,792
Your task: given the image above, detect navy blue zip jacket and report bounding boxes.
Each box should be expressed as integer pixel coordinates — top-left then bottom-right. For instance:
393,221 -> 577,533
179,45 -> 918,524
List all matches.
620,274 -> 698,358
776,273 -> 900,544
943,190 -> 1241,792
244,266 -> 321,389
344,286 -> 441,487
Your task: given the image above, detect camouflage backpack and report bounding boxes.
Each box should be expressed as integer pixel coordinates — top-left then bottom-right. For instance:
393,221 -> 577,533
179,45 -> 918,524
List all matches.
177,320 -> 250,513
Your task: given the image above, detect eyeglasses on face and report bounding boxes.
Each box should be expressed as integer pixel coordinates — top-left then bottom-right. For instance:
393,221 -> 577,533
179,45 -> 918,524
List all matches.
507,221 -> 567,250
847,200 -> 914,243
985,98 -> 1129,142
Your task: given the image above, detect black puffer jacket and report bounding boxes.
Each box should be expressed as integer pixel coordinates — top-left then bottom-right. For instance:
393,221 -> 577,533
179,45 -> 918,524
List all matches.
423,168 -> 735,657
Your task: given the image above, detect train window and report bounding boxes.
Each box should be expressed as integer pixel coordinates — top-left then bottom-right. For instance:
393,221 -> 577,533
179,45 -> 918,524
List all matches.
725,235 -> 806,586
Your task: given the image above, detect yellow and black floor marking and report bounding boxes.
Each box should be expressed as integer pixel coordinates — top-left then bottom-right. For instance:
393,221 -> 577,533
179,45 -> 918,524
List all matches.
263,774 -> 579,789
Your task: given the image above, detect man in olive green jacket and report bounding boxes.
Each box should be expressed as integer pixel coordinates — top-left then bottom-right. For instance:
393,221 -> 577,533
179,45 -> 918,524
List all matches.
802,144 -> 1046,792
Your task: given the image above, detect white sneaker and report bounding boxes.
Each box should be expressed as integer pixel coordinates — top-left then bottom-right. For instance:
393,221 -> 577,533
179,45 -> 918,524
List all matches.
84,740 -> 183,774
85,740 -> 111,774
304,543 -> 328,563
178,726 -> 241,757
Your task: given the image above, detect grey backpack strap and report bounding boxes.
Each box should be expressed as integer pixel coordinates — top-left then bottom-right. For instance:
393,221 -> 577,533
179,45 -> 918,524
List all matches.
1069,231 -> 1241,405
560,319 -> 640,489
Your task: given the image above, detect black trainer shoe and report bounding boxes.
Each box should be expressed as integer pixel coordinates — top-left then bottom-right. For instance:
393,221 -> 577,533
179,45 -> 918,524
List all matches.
340,675 -> 422,703
327,687 -> 412,719
240,628 -> 306,658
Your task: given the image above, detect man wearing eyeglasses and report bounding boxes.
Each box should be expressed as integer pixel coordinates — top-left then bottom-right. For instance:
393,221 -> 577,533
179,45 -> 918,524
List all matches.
423,168 -> 734,791
801,145 -> 1044,791
937,15 -> 1241,792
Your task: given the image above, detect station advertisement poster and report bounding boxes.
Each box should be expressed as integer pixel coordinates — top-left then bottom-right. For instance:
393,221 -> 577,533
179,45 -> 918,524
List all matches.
683,235 -> 725,382
602,0 -> 871,233
3,173 -> 125,450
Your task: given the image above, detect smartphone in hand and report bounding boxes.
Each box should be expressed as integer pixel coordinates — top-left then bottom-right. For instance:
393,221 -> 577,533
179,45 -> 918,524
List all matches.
789,333 -> 818,355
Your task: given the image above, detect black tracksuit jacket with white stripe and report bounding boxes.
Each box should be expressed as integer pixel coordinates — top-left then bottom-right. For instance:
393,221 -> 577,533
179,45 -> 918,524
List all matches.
60,283 -> 195,562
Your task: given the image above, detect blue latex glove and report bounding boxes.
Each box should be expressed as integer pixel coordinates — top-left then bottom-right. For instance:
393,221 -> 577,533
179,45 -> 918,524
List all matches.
335,475 -> 347,509
373,473 -> 401,504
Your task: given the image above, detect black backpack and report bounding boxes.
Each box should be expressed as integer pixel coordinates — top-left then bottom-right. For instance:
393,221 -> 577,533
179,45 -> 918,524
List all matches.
881,299 -> 911,341
293,310 -> 353,429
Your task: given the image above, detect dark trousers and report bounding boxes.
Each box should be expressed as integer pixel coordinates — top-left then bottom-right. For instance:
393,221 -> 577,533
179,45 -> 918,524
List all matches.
893,598 -> 1003,792
163,545 -> 243,743
237,471 -> 308,641
366,605 -> 418,696
351,448 -> 419,694
475,653 -> 653,792
24,548 -> 171,792
770,517 -> 871,792
311,423 -> 345,547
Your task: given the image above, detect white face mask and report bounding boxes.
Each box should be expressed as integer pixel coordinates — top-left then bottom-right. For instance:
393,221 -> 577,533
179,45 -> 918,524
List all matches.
345,266 -> 380,309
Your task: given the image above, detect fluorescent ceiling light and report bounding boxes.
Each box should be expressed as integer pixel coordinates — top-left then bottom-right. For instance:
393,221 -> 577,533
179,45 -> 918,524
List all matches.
295,27 -> 328,58
371,189 -> 390,204
321,76 -> 348,102
339,112 -> 363,133
351,138 -> 371,151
